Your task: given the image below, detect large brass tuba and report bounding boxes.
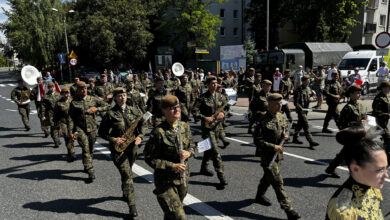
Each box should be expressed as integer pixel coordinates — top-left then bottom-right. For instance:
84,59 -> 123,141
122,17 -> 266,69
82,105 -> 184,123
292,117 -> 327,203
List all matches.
172,62 -> 184,77
21,65 -> 41,87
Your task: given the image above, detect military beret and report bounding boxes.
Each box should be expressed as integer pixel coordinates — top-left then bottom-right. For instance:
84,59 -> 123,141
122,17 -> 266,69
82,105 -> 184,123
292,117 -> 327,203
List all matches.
205,76 -> 217,84
346,85 -> 362,96
76,81 -> 87,88
126,78 -> 134,83
160,95 -> 179,109
113,87 -> 126,97
301,75 -> 310,81
47,82 -> 55,87
379,81 -> 390,89
61,87 -> 70,93
74,77 -> 80,80
255,73 -> 262,78
267,93 -> 283,102
101,74 -> 107,78
88,78 -> 96,83
284,69 -> 291,73
249,67 -> 255,71
262,80 -> 272,85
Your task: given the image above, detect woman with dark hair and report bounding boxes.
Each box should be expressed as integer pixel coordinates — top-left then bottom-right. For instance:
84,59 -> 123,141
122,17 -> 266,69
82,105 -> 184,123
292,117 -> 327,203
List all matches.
326,126 -> 388,220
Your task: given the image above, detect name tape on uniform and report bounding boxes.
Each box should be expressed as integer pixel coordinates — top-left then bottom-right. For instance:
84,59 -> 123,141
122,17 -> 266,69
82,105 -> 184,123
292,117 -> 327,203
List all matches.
197,137 -> 212,153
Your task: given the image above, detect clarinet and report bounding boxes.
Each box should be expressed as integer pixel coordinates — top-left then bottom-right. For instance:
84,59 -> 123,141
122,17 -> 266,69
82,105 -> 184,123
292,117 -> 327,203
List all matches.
177,117 -> 186,187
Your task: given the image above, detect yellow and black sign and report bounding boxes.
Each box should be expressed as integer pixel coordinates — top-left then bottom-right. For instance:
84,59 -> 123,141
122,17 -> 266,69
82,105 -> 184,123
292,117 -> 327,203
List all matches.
69,50 -> 77,59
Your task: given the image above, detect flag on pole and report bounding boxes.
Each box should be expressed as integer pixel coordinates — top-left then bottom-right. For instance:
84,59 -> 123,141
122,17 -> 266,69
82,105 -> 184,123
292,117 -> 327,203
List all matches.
37,83 -> 45,101
54,81 -> 61,93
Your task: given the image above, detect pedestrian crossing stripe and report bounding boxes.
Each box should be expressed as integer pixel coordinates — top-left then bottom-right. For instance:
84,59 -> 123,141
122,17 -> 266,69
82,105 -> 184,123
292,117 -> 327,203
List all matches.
7,84 -> 15,86
0,84 -> 5,87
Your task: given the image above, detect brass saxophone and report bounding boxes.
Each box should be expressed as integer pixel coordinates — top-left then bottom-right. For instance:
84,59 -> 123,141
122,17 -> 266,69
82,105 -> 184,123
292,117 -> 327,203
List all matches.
114,115 -> 143,152
204,102 -> 229,129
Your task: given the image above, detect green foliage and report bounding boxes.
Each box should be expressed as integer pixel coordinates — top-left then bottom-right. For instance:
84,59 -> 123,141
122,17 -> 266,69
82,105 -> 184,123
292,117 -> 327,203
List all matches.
244,36 -> 257,65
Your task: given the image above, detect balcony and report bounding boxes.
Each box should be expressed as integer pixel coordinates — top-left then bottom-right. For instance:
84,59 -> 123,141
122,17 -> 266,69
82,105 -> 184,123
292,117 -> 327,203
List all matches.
365,23 -> 377,34
367,0 -> 379,9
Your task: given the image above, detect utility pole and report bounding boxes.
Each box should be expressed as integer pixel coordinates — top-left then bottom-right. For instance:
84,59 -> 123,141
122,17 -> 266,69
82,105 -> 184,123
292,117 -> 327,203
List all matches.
266,0 -> 269,51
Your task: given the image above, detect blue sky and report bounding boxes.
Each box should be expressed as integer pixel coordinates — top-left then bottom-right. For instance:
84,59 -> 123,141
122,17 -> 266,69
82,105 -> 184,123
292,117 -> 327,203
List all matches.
0,0 -> 8,24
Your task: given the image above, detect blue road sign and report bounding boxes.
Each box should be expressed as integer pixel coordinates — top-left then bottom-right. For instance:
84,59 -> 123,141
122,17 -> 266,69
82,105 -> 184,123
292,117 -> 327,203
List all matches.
58,54 -> 66,64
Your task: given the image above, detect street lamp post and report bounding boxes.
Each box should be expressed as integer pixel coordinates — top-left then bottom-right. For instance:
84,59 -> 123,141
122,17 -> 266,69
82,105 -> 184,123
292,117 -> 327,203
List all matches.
52,8 -> 74,82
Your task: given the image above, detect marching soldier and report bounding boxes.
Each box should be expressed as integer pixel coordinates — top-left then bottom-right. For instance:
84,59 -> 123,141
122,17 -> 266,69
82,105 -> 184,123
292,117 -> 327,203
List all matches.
141,72 -> 153,96
245,68 -> 255,100
133,74 -> 145,93
144,95 -> 196,220
11,79 -> 31,131
325,85 -> 365,178
68,81 -> 110,182
99,88 -> 148,219
292,75 -> 319,149
87,78 -> 98,97
247,73 -> 262,134
217,84 -> 230,149
53,87 -> 76,161
126,78 -> 146,112
372,81 -> 390,161
30,76 -> 49,137
191,72 -> 202,123
193,76 -> 228,189
253,93 -> 301,220
112,75 -> 124,88
164,71 -> 177,91
70,77 -> 80,97
96,74 -> 114,103
41,82 -> 62,148
222,71 -> 233,88
146,77 -> 169,127
279,69 -> 293,122
322,70 -> 343,133
174,74 -> 194,122
249,80 -> 272,127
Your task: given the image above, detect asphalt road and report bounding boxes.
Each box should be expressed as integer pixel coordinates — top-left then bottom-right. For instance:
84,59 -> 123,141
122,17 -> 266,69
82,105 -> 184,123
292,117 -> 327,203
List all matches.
1,71 -> 389,220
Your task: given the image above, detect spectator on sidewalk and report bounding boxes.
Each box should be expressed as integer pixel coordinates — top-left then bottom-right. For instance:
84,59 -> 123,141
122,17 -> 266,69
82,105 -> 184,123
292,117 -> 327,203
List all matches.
273,68 -> 282,92
377,62 -> 389,86
311,65 -> 326,109
293,65 -> 305,89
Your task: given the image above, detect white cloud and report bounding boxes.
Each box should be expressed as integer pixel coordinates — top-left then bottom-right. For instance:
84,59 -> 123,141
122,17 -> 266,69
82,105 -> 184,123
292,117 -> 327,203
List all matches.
0,0 -> 9,23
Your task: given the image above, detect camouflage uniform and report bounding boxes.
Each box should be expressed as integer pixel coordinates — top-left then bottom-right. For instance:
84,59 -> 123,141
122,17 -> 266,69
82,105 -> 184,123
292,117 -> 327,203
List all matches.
142,78 -> 153,95
30,85 -> 49,135
70,84 -> 78,97
146,88 -> 169,127
174,83 -> 194,122
144,120 -> 196,220
68,95 -> 109,174
41,91 -> 62,147
193,90 -> 228,184
134,80 -> 145,93
247,82 -> 262,132
165,79 -> 178,91
190,78 -> 202,121
245,76 -> 255,100
279,76 -> 293,121
253,111 -> 294,212
99,104 -> 147,209
54,96 -> 75,157
249,90 -> 269,123
323,80 -> 343,130
87,85 -> 98,97
372,91 -> 390,156
126,89 -> 146,113
11,86 -> 31,129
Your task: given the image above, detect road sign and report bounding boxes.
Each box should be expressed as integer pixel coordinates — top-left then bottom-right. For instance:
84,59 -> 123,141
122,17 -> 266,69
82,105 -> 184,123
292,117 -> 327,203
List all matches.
376,48 -> 389,56
195,48 -> 209,54
70,58 -> 77,66
58,54 -> 65,64
69,50 -> 77,59
375,32 -> 390,48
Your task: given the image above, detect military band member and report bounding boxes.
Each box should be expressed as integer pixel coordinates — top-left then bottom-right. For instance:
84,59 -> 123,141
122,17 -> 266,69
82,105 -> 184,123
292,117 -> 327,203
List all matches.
175,74 -> 194,122
322,71 -> 343,133
146,77 -> 169,127
87,78 -> 98,97
112,75 -> 124,88
41,82 -> 62,148
70,77 -> 80,97
53,87 -> 76,161
68,81 -> 110,182
253,93 -> 301,220
126,79 -> 146,113
217,84 -> 230,149
133,74 -> 145,93
247,73 -> 262,134
141,72 -> 153,96
96,74 -> 114,103
144,95 -> 196,220
325,85 -> 365,178
292,75 -> 319,149
245,68 -> 255,100
164,71 -> 177,91
11,79 -> 31,131
30,76 -> 49,137
372,81 -> 390,161
279,69 -> 293,122
193,76 -> 228,189
99,88 -> 148,219
249,80 -> 272,128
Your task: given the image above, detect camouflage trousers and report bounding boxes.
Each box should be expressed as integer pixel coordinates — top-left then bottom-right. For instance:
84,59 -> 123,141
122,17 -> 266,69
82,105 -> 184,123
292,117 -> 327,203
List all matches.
17,104 -> 30,128
110,143 -> 139,206
257,161 -> 293,211
76,129 -> 96,172
50,124 -> 61,147
376,118 -> 390,160
293,112 -> 314,143
281,103 -> 292,121
326,146 -> 347,172
59,123 -> 75,155
35,102 -> 49,134
201,129 -> 226,181
323,104 -> 340,129
154,178 -> 189,220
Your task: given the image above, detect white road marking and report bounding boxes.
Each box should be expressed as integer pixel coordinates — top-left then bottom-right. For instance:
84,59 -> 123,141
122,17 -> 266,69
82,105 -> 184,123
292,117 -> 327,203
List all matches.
230,112 -> 244,116
5,109 -> 17,112
0,84 -> 5,87
6,98 -> 11,101
100,150 -> 111,154
94,143 -> 233,220
8,83 -> 15,86
312,125 -> 339,132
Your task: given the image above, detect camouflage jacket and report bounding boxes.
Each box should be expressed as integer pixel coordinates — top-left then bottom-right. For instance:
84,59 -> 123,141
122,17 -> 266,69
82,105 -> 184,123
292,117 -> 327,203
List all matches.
175,83 -> 194,110
144,120 -> 196,185
250,83 -> 262,102
134,81 -> 145,93
294,85 -> 313,113
70,84 -> 78,97
68,95 -> 110,133
146,88 -> 169,118
250,90 -> 269,114
190,79 -> 202,94
142,78 -> 153,89
339,100 -> 365,129
11,86 -> 31,105
41,91 -> 62,124
279,77 -> 293,99
254,111 -> 287,166
96,82 -> 114,102
87,86 -> 98,97
372,91 -> 390,119
53,97 -> 72,125
126,89 -> 146,112
324,81 -> 343,105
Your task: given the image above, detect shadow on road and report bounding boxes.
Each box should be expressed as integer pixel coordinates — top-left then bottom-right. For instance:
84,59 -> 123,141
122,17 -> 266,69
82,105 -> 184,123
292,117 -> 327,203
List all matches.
23,196 -> 127,219
221,154 -> 258,163
284,174 -> 339,188
7,169 -> 86,182
3,142 -> 53,148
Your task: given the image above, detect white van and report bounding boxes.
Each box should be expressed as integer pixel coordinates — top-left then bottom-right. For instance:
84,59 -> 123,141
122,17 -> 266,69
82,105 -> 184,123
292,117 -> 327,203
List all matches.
338,50 -> 382,94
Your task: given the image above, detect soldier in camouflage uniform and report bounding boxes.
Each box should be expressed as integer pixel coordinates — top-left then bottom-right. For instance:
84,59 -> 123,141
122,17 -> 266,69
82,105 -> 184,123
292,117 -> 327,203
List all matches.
147,77 -> 169,127
322,71 -> 343,133
112,75 -> 124,88
279,70 -> 293,122
53,87 -> 76,161
174,74 -> 194,122
70,77 -> 80,97
68,81 -> 110,182
99,88 -> 148,219
41,82 -> 62,148
144,95 -> 195,220
247,73 -> 262,134
253,93 -> 301,220
141,72 -> 153,96
249,80 -> 272,126
245,68 -> 255,100
11,79 -> 31,131
126,78 -> 146,112
30,76 -> 49,137
292,75 -> 319,149
217,84 -> 230,149
372,81 -> 390,161
190,72 -> 202,123
96,74 -> 114,116
193,76 -> 228,189
87,78 -> 98,97
325,85 -> 365,178
133,74 -> 145,93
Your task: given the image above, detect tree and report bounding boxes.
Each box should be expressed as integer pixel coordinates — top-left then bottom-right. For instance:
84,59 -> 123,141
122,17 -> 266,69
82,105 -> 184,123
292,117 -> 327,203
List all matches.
244,36 -> 257,66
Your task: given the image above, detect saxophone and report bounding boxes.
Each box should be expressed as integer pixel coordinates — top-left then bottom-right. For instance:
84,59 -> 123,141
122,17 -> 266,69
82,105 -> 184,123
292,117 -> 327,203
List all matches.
204,102 -> 229,129
114,115 -> 143,152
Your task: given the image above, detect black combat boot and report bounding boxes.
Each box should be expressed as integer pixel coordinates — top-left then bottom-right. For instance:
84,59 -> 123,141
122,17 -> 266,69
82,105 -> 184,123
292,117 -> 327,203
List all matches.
200,167 -> 214,176
44,132 -> 49,138
325,167 -> 340,178
25,126 -> 30,131
254,194 -> 272,206
220,140 -> 230,149
216,174 -> 228,190
285,209 -> 301,220
292,136 -> 303,144
129,205 -> 138,218
86,170 -> 96,183
67,152 -> 76,162
309,141 -> 319,150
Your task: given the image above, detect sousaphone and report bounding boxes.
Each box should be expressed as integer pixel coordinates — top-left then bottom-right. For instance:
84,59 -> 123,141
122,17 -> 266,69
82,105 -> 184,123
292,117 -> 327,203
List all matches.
172,62 -> 184,77
21,65 -> 41,87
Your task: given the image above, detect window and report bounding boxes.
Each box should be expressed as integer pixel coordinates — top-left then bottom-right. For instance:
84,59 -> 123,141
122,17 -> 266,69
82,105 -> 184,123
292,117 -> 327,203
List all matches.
233,10 -> 238,18
382,0 -> 387,4
220,9 -> 225,17
380,15 -> 386,26
233,27 -> 238,36
220,27 -> 225,36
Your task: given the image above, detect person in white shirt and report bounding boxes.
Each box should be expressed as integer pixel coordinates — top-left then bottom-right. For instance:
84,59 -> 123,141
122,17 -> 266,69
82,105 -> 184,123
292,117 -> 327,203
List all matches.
293,65 -> 304,89
327,62 -> 337,81
376,62 -> 389,85
273,68 -> 282,92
